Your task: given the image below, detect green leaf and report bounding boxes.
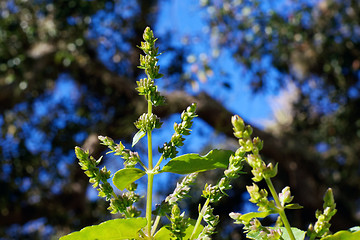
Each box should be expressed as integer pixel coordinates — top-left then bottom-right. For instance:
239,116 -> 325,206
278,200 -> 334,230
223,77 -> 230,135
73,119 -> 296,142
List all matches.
239,211 -> 271,222
113,168 -> 146,191
161,149 -> 233,174
154,226 -> 172,239
279,227 -> 305,240
59,218 -> 147,240
154,219 -> 203,240
285,203 -> 303,210
184,219 -> 204,239
247,230 -> 263,240
321,228 -> 360,240
132,130 -> 146,147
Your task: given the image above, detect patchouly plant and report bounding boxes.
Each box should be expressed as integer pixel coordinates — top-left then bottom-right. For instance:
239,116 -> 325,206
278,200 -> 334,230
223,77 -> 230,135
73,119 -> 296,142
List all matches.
60,27 -> 360,240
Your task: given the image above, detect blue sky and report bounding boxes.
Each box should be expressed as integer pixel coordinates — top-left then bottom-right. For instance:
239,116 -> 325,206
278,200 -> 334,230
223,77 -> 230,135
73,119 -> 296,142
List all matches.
155,0 -> 277,128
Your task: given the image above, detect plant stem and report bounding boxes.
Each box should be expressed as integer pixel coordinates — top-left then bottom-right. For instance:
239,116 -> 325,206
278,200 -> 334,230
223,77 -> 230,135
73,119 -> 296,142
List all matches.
190,198 -> 210,240
154,155 -> 164,170
146,171 -> 154,238
265,178 -> 296,240
151,215 -> 161,236
146,98 -> 154,238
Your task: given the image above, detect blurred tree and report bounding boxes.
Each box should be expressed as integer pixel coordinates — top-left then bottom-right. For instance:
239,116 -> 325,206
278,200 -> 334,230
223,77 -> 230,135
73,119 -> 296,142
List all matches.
1,0 -> 359,239
199,0 -> 360,237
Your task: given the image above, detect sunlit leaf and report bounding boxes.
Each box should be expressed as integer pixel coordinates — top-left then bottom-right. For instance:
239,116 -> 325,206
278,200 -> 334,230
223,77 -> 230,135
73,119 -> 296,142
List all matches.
132,130 -> 146,147
279,227 -> 305,240
321,228 -> 360,240
239,211 -> 271,222
285,203 -> 303,210
161,149 -> 233,174
113,168 -> 145,191
59,218 -> 146,240
154,219 -> 203,240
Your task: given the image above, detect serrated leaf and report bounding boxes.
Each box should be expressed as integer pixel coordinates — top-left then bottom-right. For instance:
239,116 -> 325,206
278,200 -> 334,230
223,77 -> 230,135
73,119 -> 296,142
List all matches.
113,168 -> 145,191
132,130 -> 146,147
59,218 -> 146,240
239,211 -> 271,222
279,227 -> 305,240
285,203 -> 303,210
154,219 -> 203,240
321,228 -> 360,240
161,149 -> 233,174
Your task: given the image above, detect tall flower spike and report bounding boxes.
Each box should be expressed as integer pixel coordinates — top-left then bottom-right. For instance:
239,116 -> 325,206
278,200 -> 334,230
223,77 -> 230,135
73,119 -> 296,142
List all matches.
137,27 -> 164,106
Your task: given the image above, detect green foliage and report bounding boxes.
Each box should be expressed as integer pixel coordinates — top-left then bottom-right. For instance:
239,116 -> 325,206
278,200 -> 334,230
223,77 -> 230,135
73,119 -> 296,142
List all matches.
113,168 -> 146,191
154,220 -> 204,240
60,27 -> 360,240
161,149 -> 233,174
59,218 -> 147,240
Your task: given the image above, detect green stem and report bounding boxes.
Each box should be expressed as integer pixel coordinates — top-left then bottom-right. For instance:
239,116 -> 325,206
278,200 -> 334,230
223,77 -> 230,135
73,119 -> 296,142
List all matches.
151,215 -> 161,236
145,98 -> 154,238
148,99 -> 152,115
146,171 -> 154,238
190,198 -> 210,240
154,155 -> 164,170
265,178 -> 295,240
138,159 -> 148,171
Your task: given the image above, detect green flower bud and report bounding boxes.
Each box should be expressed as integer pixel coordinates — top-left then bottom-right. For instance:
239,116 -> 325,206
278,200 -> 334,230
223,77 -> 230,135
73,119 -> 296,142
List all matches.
134,113 -> 162,131
238,138 -> 253,152
75,146 -> 89,161
279,186 -> 293,207
251,168 -> 264,182
249,218 -> 262,231
323,188 -> 336,209
243,125 -> 253,139
171,204 -> 181,216
229,212 -> 242,222
263,162 -> 278,179
143,27 -> 156,44
98,136 -> 116,148
231,115 -> 245,132
247,154 -> 262,169
202,184 -> 223,202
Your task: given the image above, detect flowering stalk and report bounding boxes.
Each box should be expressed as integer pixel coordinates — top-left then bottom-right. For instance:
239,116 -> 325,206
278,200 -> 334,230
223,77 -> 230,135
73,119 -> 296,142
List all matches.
230,115 -> 302,240
265,178 -> 296,240
137,26 -> 165,238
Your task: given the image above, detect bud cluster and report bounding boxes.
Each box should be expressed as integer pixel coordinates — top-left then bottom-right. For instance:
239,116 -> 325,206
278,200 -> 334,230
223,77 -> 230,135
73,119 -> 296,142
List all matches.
231,115 -> 278,183
202,183 -> 223,203
134,113 -> 162,133
230,115 -> 304,239
108,183 -> 141,217
167,204 -> 188,240
136,78 -> 164,106
138,27 -> 164,80
159,103 -> 197,159
229,213 -> 282,240
75,146 -> 113,199
75,146 -> 140,217
307,188 -> 337,239
166,172 -> 198,205
197,205 -> 219,239
247,183 -> 276,213
154,173 -> 198,216
98,136 -> 140,168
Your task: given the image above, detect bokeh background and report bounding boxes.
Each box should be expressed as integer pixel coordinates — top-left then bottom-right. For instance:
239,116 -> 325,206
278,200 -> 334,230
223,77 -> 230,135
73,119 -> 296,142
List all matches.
1,0 -> 360,239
